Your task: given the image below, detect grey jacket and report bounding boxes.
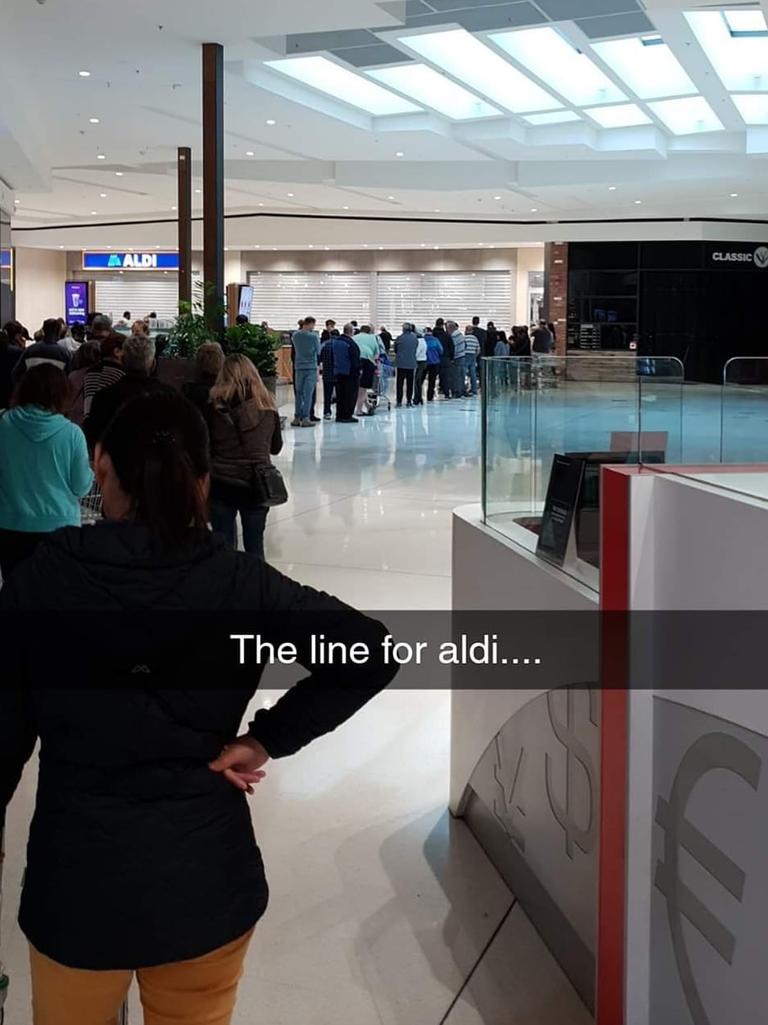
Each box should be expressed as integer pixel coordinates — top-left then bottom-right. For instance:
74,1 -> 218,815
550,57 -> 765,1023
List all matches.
394,332 -> 419,370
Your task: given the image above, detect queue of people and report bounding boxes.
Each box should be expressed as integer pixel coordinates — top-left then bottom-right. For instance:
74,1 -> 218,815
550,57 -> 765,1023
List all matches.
287,314 -> 556,415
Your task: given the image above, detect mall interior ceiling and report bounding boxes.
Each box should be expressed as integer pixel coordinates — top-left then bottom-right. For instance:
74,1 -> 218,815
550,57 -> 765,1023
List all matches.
4,0 -> 768,251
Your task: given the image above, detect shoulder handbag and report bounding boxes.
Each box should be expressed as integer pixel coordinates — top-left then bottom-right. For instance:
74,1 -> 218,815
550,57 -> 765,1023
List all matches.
216,407 -> 288,508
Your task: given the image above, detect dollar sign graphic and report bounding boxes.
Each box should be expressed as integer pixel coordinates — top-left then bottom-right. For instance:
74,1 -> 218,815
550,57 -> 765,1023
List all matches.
545,688 -> 599,859
655,732 -> 761,1025
493,734 -> 526,852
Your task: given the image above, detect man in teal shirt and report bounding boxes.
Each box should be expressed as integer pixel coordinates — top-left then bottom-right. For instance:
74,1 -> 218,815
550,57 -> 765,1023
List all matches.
291,317 -> 321,427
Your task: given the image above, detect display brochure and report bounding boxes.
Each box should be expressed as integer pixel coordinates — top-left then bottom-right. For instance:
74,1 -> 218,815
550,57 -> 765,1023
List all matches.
536,455 -> 586,568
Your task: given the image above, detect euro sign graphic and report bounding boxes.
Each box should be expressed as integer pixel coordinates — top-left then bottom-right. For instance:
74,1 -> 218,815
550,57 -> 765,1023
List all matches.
545,688 -> 599,859
655,732 -> 761,1025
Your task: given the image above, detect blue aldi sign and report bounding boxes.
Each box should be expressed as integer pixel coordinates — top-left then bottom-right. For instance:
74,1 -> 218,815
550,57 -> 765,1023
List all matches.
82,251 -> 180,271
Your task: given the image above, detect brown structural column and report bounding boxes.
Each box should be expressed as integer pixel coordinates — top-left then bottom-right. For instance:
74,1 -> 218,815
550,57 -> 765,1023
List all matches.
177,146 -> 192,311
202,42 -> 224,335
543,241 -> 569,355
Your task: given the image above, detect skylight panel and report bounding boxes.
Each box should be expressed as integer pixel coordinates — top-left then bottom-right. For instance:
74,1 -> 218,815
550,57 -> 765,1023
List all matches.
368,65 -> 501,120
399,28 -> 562,114
723,10 -> 768,35
731,93 -> 768,123
647,96 -> 724,134
265,56 -> 421,117
585,104 -> 652,128
591,36 -> 697,100
489,26 -> 627,107
524,110 -> 582,125
685,11 -> 768,91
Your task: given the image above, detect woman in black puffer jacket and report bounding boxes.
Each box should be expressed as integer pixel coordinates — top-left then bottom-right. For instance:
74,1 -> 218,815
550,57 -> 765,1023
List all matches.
0,390 -> 396,1025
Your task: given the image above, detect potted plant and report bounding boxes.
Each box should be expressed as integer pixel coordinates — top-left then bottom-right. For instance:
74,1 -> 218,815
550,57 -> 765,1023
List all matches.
224,321 -> 282,394
159,282 -> 222,388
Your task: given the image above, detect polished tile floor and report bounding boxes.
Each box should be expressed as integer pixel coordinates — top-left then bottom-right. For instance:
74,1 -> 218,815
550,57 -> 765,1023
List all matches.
1,392 -> 589,1025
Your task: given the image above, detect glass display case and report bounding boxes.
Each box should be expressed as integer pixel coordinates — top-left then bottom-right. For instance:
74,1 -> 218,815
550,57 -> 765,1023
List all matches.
482,354 -> 685,587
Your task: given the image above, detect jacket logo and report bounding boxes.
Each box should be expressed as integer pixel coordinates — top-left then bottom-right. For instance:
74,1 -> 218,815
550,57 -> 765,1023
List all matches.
131,665 -> 152,674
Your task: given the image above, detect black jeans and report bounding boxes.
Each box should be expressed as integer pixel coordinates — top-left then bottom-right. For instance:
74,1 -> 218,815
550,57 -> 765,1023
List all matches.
323,379 -> 335,417
413,363 -> 427,404
426,365 -> 440,401
210,497 -> 269,560
0,528 -> 47,581
396,368 -> 415,405
335,373 -> 359,420
438,358 -> 453,396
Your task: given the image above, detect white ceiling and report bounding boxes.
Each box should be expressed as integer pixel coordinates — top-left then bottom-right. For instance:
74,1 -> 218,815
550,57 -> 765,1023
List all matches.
5,0 -> 768,245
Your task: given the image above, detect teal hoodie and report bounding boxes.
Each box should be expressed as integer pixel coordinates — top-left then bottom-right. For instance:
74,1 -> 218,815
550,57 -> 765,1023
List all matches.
0,405 -> 93,533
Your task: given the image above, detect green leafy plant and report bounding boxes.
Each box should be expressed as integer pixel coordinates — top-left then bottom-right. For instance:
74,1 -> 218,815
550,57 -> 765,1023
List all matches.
168,282 -> 224,359
225,321 -> 281,379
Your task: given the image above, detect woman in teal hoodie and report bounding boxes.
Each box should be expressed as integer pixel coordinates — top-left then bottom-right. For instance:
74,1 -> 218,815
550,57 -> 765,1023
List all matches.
0,364 -> 93,579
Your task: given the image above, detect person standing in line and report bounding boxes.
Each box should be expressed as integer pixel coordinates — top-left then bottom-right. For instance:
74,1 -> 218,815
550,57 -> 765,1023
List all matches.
353,325 -> 379,417
485,321 -> 499,358
12,318 -> 70,381
532,319 -> 555,354
463,325 -> 480,396
0,390 -> 397,1025
394,322 -> 418,408
333,324 -> 361,423
319,331 -> 336,421
446,321 -> 466,398
0,328 -> 24,409
66,341 -> 102,427
0,365 -> 92,578
379,326 -> 393,352
115,311 -> 132,329
182,342 -> 226,417
208,354 -> 283,561
433,318 -> 453,398
471,315 -> 487,364
494,334 -> 510,357
82,333 -> 125,419
425,327 -> 443,402
321,319 -> 338,343
413,329 -> 428,406
290,316 -> 320,428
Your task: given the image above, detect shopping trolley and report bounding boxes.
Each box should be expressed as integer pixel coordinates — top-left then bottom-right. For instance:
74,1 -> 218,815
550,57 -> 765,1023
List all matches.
80,481 -> 103,525
367,358 -> 394,414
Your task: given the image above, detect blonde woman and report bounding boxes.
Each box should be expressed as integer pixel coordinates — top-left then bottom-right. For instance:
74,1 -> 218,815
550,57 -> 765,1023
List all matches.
208,354 -> 283,559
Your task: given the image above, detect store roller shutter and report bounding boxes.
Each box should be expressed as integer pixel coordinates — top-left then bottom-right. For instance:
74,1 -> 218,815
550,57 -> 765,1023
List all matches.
376,272 -> 512,330
94,278 -> 179,322
248,272 -> 372,330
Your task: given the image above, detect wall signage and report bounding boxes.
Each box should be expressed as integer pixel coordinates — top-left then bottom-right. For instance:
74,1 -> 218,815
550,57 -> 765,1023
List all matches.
65,281 -> 89,326
82,251 -> 180,271
709,245 -> 768,269
0,249 -> 11,271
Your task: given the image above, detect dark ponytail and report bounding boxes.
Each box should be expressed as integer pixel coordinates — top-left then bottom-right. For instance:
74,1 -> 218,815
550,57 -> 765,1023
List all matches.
101,392 -> 210,547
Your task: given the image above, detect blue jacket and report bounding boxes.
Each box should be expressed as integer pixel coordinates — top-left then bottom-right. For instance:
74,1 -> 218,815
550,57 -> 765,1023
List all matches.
0,406 -> 93,532
426,336 -> 443,366
332,336 -> 360,377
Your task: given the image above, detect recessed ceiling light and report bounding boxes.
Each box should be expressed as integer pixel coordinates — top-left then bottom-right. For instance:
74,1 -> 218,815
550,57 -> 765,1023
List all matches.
195,188 -> 201,193
420,243 -> 426,247
433,245 -> 439,250
634,199 -> 642,205
266,119 -> 276,126
13,199 -> 19,205
530,207 -> 538,212
78,70 -> 91,78
258,202 -> 264,207
99,193 -> 107,198
266,55 -> 420,116
378,246 -> 384,250
97,154 -> 106,160
115,171 -> 123,176
434,208 -> 440,212
609,186 -> 617,191
59,245 -> 64,249
343,205 -> 350,210
90,210 -> 97,215
89,117 -> 100,124
171,205 -> 177,211
287,192 -> 295,197
730,192 -> 739,198
246,151 -> 254,156
494,195 -> 502,200
308,244 -> 314,248
387,195 -> 395,201
395,151 -> 404,158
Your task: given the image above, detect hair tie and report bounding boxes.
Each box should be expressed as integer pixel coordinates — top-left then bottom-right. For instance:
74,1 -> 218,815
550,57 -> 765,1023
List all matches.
149,429 -> 175,448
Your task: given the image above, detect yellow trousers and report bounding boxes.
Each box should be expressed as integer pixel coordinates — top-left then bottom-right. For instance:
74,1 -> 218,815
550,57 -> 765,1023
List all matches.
29,930 -> 253,1025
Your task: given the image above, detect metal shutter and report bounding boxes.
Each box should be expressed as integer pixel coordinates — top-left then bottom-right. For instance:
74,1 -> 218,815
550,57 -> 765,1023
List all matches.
94,278 -> 179,322
248,272 -> 373,330
376,272 -> 512,331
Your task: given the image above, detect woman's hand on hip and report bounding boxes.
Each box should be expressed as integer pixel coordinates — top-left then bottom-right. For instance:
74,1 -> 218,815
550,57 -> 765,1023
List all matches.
209,735 -> 270,794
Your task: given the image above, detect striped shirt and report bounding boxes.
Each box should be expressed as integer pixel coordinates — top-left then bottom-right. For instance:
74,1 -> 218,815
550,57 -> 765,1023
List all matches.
83,361 -> 125,417
464,334 -> 480,357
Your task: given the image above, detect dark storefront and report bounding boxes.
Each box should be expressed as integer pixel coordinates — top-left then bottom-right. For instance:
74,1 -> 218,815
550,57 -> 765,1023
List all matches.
566,239 -> 768,383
